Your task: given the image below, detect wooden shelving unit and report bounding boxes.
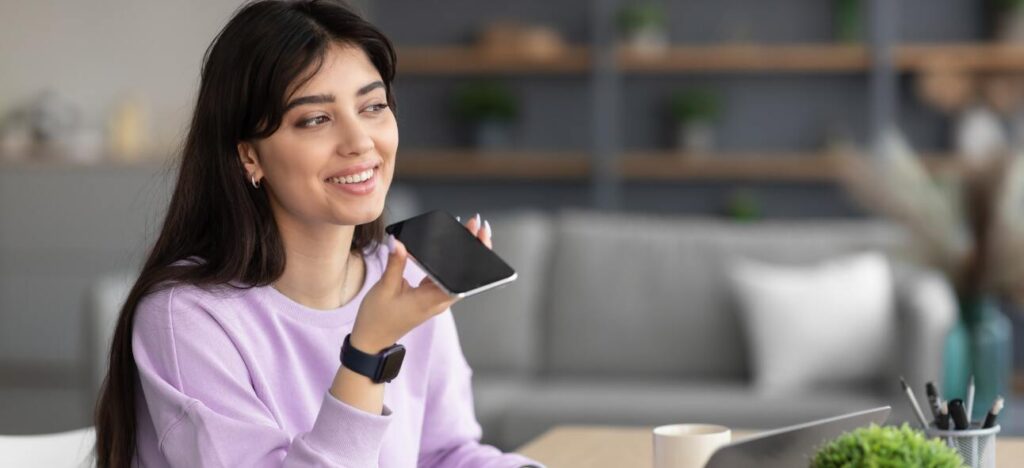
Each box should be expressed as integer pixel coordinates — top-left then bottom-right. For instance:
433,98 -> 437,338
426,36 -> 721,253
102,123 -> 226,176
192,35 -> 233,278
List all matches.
388,36 -> 1015,192
396,46 -> 591,75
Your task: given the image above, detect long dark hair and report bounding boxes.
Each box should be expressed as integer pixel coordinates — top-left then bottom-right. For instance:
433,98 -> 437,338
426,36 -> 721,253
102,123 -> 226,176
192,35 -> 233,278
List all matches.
93,1 -> 397,466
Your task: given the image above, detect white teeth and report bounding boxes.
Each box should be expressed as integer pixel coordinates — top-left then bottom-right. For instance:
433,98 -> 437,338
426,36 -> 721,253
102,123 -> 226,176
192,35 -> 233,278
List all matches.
327,168 -> 375,185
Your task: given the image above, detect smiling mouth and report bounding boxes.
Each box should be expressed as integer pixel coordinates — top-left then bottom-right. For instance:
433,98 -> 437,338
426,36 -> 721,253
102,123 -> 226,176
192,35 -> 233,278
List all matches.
325,166 -> 377,185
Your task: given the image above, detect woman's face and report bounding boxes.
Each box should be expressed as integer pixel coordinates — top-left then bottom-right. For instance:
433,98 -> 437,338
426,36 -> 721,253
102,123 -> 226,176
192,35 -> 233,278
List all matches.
240,42 -> 398,229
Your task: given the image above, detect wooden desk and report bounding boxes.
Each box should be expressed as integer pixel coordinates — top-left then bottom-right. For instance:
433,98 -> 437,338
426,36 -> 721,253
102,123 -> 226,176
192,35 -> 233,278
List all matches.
517,425 -> 1024,468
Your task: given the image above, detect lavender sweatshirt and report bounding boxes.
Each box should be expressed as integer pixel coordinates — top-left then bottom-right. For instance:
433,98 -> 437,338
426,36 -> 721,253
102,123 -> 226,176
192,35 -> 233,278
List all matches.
131,243 -> 540,467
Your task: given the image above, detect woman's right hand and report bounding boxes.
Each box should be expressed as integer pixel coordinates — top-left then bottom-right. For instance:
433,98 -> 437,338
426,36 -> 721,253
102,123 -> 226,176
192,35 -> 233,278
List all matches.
349,238 -> 457,354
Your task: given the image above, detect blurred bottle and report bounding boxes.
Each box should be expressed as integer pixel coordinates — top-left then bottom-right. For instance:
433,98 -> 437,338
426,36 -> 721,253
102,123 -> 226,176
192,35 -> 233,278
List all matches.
107,93 -> 151,162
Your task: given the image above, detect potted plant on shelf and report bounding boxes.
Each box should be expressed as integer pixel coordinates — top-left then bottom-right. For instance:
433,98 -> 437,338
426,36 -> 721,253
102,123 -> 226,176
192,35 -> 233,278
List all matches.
812,424 -> 965,467
669,89 -> 721,155
616,1 -> 668,55
451,81 -> 519,151
833,0 -> 863,43
839,129 -> 1020,420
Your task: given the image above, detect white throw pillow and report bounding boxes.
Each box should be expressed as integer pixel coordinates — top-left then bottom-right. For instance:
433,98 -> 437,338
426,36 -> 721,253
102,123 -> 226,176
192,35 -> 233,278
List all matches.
728,252 -> 895,394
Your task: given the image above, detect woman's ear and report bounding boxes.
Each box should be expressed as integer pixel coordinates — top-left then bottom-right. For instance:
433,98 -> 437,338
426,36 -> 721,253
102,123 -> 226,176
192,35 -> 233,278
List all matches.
237,141 -> 262,181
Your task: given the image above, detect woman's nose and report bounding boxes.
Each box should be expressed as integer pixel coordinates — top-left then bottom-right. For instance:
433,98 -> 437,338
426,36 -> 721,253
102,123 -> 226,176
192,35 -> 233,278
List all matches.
335,117 -> 374,156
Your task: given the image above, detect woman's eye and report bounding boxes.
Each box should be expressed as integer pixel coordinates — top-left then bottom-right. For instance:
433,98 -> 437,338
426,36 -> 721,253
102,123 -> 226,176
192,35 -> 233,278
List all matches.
299,115 -> 329,128
366,103 -> 389,113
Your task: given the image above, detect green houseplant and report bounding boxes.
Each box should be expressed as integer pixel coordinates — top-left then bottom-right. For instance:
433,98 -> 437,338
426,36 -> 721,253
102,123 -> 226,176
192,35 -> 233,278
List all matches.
812,424 -> 965,468
452,81 -> 519,150
669,89 -> 721,154
616,1 -> 668,54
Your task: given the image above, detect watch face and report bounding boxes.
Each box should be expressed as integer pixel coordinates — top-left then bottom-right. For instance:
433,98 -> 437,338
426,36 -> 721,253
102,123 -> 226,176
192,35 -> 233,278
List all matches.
379,345 -> 406,382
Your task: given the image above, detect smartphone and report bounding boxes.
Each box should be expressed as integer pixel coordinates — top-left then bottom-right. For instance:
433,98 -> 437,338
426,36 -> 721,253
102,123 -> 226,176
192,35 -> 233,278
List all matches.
385,210 -> 517,298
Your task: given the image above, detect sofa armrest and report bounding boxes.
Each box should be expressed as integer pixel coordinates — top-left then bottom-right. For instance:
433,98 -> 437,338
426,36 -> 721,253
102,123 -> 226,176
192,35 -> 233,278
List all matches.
891,265 -> 958,391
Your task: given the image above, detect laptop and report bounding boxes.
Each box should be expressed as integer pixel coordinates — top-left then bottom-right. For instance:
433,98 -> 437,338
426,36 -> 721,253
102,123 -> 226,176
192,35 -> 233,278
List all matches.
704,406 -> 891,468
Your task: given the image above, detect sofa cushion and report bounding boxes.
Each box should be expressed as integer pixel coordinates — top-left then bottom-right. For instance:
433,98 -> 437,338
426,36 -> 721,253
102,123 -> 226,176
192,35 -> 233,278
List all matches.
450,210 -> 553,375
543,210 -> 904,380
728,252 -> 896,393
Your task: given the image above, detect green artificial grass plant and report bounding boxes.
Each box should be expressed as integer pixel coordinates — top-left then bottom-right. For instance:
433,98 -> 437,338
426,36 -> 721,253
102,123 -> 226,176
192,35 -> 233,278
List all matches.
811,424 -> 966,468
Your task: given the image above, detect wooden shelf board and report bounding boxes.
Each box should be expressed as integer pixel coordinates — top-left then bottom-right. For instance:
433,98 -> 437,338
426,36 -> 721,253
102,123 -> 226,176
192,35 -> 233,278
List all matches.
896,44 -> 1024,72
617,44 -> 870,73
620,152 -> 842,181
395,150 -> 967,182
396,43 -> 1024,75
396,46 -> 591,75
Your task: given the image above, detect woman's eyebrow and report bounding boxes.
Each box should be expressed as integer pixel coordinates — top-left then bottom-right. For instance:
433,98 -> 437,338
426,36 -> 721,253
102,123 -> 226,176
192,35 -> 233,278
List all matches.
283,81 -> 384,112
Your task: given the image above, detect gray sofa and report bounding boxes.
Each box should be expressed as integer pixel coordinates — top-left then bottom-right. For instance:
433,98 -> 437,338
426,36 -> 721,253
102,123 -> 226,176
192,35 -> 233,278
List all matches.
452,210 -> 958,450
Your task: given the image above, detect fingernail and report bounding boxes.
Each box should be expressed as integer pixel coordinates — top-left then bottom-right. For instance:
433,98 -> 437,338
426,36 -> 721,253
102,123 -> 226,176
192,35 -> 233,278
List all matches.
483,219 -> 492,237
474,213 -> 481,226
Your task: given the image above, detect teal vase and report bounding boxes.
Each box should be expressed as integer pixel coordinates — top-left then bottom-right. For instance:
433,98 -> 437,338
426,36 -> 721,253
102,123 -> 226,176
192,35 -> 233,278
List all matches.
942,296 -> 1013,421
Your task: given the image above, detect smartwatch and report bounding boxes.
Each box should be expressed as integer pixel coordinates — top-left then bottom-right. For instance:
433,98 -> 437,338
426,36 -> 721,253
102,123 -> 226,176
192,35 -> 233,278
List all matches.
340,334 -> 406,384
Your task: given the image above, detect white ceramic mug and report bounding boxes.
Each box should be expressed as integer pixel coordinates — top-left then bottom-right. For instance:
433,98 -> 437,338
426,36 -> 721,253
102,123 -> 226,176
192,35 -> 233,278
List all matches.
652,424 -> 731,468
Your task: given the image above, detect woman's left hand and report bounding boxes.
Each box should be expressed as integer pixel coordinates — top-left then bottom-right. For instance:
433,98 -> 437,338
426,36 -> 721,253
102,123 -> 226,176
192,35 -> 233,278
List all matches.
460,213 -> 492,250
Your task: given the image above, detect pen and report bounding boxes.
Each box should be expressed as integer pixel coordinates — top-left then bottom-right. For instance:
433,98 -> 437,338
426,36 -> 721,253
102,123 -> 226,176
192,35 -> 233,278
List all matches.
982,396 -> 1004,429
966,375 -> 975,422
925,381 -> 942,421
936,400 -> 950,430
949,398 -> 969,430
901,377 -> 929,429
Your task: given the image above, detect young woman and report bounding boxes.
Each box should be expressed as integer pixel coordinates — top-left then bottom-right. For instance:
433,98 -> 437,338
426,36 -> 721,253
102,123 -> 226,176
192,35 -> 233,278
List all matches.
93,1 -> 542,466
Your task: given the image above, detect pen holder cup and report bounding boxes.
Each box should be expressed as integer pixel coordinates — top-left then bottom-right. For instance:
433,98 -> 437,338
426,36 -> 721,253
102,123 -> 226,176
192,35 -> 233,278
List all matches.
924,423 -> 1000,468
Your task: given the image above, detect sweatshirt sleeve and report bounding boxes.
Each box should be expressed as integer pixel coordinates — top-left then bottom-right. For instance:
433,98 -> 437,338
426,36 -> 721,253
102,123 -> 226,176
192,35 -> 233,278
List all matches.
415,310 -> 544,468
132,286 -> 392,467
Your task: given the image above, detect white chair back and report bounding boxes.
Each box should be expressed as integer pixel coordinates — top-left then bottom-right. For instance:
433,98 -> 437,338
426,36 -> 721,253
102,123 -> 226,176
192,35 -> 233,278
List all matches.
86,273 -> 133,395
0,427 -> 96,467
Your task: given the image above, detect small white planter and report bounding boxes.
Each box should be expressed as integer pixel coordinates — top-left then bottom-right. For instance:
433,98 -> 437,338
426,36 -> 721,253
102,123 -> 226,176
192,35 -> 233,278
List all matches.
675,121 -> 715,155
473,120 -> 515,151
623,27 -> 669,56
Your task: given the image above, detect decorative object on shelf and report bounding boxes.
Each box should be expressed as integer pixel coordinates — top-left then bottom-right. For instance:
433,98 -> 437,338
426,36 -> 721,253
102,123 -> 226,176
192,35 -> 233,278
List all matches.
811,424 -> 964,468
616,1 -> 668,56
62,125 -> 105,164
669,89 -> 721,154
27,90 -> 80,147
838,129 -> 1021,416
452,81 -> 519,151
992,0 -> 1024,42
0,90 -> 102,163
475,21 -> 568,62
107,93 -> 151,162
0,107 -> 32,162
833,0 -> 863,43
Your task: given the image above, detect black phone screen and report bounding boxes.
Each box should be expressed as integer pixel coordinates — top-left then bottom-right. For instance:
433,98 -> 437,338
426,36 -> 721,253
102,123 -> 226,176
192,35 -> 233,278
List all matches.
385,210 -> 516,295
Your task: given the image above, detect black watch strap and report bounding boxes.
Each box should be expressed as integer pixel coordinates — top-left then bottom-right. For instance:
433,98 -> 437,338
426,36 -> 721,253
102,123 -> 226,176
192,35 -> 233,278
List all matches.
340,334 -> 405,384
